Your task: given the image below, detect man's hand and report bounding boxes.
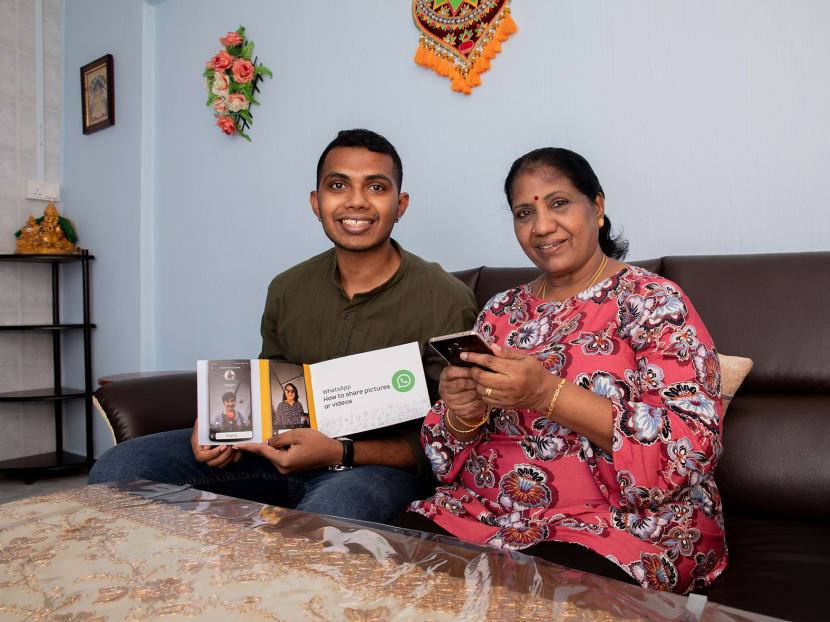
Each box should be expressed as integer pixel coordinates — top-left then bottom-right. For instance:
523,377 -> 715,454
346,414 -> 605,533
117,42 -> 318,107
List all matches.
190,422 -> 242,468
235,428 -> 343,475
462,344 -> 554,413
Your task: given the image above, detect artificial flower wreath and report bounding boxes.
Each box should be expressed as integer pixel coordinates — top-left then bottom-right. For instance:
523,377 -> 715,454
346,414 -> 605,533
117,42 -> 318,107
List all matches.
204,26 -> 272,141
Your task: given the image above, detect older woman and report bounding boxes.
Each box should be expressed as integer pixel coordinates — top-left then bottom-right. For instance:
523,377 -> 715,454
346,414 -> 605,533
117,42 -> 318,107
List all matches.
405,148 -> 726,593
273,383 -> 307,429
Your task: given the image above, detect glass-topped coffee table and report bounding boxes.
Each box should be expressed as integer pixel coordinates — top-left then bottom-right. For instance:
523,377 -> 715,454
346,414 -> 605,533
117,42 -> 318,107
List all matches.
0,481 -> 781,621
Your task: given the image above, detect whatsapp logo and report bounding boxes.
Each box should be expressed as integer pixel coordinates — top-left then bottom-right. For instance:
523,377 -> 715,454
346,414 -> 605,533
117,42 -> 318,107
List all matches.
392,370 -> 415,392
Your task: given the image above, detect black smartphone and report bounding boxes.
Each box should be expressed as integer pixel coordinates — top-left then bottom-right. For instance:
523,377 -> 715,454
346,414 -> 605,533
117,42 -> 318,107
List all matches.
429,330 -> 494,370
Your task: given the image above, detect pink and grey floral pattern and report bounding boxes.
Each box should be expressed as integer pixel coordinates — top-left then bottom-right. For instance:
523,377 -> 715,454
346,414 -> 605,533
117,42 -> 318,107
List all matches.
411,266 -> 727,593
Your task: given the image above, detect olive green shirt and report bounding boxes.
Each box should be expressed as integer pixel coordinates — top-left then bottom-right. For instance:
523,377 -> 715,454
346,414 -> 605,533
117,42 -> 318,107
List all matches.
259,240 -> 478,478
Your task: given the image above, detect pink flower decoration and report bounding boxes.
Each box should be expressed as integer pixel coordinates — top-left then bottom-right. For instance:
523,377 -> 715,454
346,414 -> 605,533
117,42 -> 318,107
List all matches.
211,50 -> 234,72
227,93 -> 249,112
211,72 -> 230,97
232,58 -> 255,84
205,60 -> 214,70
220,31 -> 243,47
213,99 -> 228,114
215,115 -> 237,136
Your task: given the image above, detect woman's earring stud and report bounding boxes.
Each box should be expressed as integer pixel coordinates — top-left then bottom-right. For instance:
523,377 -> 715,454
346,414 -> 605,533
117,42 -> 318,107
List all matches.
599,217 -> 604,227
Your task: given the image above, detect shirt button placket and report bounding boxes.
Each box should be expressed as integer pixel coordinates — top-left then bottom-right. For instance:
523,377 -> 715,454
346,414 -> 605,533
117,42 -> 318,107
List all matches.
339,306 -> 357,355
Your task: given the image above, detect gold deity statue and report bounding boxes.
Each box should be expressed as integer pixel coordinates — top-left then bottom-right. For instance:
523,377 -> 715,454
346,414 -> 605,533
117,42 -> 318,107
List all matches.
14,203 -> 77,255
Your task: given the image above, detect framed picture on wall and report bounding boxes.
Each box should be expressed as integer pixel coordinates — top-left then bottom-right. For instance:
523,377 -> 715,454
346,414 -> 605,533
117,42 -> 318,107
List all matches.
80,54 -> 115,134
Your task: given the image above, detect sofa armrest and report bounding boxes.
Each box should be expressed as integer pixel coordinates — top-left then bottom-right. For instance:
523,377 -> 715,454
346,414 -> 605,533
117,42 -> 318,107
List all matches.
93,372 -> 197,444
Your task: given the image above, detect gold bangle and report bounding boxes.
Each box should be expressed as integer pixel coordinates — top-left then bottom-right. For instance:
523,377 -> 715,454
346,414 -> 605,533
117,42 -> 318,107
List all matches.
545,377 -> 567,418
465,405 -> 491,428
444,407 -> 491,435
444,414 -> 474,435
447,408 -> 486,433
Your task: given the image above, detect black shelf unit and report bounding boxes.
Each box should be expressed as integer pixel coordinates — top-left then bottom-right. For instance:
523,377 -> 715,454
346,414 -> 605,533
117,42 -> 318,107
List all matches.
0,252 -> 95,482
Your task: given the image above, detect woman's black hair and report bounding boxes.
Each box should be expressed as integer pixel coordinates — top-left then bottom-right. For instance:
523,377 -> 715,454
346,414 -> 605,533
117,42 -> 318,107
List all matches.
282,383 -> 298,402
504,147 -> 629,260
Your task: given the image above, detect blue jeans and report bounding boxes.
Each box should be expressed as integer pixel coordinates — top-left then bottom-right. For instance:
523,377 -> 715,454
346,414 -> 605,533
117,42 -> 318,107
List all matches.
88,428 -> 431,523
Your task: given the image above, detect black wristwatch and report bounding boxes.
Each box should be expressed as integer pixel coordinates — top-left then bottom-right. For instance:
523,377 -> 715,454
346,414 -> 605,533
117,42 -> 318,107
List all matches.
328,437 -> 354,471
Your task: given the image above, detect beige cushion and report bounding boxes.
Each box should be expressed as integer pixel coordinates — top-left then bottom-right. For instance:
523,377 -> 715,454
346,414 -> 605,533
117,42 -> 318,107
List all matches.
718,353 -> 753,413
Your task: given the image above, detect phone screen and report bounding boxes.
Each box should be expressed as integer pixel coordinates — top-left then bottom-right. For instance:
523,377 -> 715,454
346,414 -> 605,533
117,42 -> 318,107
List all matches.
208,360 -> 254,442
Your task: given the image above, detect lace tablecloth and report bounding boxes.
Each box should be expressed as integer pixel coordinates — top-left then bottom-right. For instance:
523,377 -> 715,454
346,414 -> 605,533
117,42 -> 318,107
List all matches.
0,481 -> 778,621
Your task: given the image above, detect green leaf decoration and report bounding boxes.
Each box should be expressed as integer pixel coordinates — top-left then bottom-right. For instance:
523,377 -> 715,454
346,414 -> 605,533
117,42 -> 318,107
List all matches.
255,65 -> 273,79
250,95 -> 260,106
241,42 -> 254,60
239,109 -> 252,124
225,45 -> 242,55
236,25 -> 246,37
203,68 -> 215,79
206,93 -> 217,106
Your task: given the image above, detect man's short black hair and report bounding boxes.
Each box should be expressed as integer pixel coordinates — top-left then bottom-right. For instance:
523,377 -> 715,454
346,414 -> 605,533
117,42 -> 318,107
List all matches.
316,129 -> 403,191
222,391 -> 236,403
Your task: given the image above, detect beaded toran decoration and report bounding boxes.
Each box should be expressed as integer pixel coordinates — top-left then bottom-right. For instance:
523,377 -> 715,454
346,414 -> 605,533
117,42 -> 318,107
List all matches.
412,0 -> 517,95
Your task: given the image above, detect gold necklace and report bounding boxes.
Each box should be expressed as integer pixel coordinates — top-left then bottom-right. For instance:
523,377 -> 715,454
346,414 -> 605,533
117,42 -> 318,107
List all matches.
584,254 -> 608,290
535,254 -> 608,300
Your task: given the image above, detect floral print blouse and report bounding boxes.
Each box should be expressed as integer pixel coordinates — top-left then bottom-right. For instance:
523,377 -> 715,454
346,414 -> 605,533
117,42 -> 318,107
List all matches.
274,400 -> 306,428
411,266 -> 727,593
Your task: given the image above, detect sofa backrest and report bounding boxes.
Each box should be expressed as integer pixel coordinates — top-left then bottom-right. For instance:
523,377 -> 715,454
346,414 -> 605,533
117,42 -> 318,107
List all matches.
659,252 -> 830,394
452,252 -> 830,520
659,252 -> 830,520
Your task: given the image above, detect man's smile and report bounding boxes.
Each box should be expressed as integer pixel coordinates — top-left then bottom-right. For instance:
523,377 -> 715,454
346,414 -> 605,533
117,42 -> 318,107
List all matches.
336,216 -> 374,233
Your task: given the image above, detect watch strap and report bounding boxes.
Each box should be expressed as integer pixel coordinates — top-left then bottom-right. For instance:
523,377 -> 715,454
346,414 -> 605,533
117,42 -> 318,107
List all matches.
329,437 -> 354,471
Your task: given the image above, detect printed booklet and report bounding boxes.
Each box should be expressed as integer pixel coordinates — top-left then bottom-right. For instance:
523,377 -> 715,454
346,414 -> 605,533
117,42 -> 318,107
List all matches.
196,342 -> 431,445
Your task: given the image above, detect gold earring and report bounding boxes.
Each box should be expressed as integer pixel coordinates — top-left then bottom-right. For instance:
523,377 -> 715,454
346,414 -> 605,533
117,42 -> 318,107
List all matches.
599,217 -> 604,227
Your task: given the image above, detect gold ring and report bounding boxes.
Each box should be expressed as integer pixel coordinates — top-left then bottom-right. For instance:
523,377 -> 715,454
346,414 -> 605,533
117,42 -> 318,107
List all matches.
485,386 -> 493,397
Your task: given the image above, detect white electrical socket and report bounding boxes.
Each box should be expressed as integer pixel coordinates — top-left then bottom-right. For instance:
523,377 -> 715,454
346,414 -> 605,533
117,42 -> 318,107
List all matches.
25,180 -> 61,202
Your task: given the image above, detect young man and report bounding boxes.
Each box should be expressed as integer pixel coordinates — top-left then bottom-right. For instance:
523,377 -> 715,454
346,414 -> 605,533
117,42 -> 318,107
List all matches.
89,129 -> 477,524
210,391 -> 248,434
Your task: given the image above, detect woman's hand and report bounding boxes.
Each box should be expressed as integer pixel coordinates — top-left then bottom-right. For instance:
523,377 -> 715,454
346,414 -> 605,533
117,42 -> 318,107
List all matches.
462,344 -> 555,413
438,364 -> 487,424
463,345 -> 615,452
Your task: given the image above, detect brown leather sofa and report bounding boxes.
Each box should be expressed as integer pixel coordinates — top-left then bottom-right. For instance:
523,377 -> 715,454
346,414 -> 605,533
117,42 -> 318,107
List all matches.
94,251 -> 830,622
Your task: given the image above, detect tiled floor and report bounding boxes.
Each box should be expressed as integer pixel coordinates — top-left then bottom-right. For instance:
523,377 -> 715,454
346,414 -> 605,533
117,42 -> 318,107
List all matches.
0,470 -> 89,504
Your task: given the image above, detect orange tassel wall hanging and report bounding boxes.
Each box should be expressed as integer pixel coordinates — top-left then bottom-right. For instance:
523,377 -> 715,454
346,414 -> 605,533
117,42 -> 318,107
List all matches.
412,0 -> 517,95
